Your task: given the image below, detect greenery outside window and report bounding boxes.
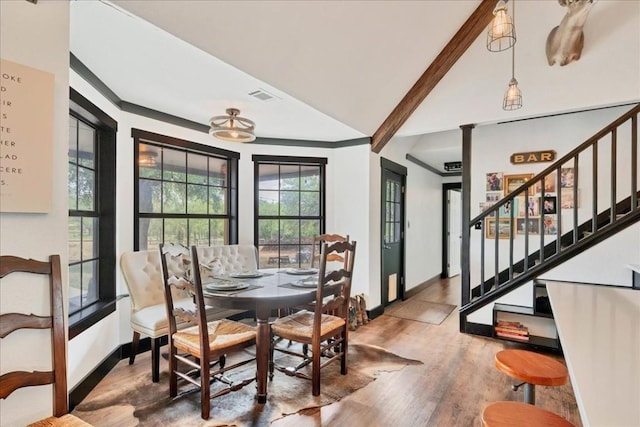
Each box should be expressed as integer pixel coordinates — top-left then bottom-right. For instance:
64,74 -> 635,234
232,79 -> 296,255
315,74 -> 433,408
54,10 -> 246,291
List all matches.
253,155 -> 327,268
68,88 -> 117,339
132,129 -> 239,250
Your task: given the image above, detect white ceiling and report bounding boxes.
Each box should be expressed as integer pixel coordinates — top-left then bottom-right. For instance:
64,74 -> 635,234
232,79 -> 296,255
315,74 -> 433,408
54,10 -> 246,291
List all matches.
70,0 -> 640,169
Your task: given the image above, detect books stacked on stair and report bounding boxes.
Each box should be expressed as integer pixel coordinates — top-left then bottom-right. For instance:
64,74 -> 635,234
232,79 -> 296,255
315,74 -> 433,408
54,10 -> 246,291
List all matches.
495,321 -> 529,341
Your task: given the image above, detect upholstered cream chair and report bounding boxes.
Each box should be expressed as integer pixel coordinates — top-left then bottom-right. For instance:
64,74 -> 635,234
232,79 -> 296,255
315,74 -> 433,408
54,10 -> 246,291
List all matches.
120,246 -> 255,382
194,244 -> 259,276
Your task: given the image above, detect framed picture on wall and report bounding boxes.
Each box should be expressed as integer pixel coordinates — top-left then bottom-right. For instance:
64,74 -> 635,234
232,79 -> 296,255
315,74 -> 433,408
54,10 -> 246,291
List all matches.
486,172 -> 504,192
504,174 -> 533,196
561,167 -> 574,188
561,189 -> 580,209
534,172 -> 557,194
516,217 -> 540,235
499,198 -> 519,218
543,215 -> 558,235
542,196 -> 557,214
486,217 -> 512,239
524,196 -> 540,217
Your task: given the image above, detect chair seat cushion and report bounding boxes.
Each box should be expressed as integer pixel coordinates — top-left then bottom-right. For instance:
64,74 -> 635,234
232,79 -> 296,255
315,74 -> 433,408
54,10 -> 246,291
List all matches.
130,298 -> 244,338
272,310 -> 345,342
28,414 -> 93,427
173,319 -> 256,355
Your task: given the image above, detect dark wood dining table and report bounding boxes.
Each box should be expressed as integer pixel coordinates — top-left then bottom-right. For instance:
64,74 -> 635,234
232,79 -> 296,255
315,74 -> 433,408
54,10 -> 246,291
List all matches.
201,268 -> 328,403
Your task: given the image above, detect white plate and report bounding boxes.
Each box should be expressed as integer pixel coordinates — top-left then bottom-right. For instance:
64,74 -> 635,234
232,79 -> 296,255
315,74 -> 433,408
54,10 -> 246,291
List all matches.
229,271 -> 263,278
286,268 -> 318,275
206,282 -> 250,291
292,278 -> 318,288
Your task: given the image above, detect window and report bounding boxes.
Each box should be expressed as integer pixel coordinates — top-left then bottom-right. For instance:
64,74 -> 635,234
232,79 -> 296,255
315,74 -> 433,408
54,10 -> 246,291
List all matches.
253,155 -> 326,268
132,129 -> 239,250
68,88 -> 117,338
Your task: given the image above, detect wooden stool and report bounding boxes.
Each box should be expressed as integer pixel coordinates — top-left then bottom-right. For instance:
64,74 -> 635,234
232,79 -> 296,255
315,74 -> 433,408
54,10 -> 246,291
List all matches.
494,349 -> 568,405
482,401 -> 575,426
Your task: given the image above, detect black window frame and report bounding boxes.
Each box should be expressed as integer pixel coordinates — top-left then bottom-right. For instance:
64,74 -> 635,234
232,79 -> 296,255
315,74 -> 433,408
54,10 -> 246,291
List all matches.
132,129 -> 240,250
68,87 -> 117,339
253,155 -> 327,268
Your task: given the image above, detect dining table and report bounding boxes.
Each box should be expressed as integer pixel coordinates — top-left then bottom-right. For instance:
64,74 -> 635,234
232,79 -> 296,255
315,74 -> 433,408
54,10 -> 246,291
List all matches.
201,267 -> 332,403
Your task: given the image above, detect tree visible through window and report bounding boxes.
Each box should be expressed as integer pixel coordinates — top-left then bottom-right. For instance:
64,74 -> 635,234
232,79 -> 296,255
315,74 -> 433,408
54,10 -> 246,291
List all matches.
253,156 -> 326,268
133,130 -> 239,250
68,115 -> 99,314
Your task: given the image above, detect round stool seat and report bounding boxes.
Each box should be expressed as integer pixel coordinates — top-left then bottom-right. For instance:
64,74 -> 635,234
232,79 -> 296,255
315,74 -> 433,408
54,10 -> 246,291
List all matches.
495,349 -> 568,386
482,401 -> 575,427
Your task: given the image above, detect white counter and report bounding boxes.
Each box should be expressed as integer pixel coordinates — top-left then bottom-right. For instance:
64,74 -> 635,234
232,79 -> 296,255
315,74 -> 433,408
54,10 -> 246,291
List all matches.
546,281 -> 640,427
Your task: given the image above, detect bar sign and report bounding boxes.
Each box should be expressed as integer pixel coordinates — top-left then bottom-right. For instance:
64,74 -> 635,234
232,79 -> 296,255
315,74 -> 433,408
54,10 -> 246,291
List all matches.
510,150 -> 556,165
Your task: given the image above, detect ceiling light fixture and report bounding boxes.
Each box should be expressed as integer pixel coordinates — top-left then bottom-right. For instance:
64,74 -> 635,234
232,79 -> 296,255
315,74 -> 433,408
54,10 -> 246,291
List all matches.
209,108 -> 256,143
502,0 -> 522,110
487,0 -> 516,52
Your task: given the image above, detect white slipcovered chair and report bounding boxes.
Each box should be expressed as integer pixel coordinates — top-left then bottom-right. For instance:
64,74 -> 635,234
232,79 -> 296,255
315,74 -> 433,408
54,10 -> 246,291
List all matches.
120,244 -> 257,382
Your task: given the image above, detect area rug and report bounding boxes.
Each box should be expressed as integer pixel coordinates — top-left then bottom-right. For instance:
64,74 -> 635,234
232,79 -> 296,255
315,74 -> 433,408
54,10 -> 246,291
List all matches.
384,299 -> 456,325
72,343 -> 422,427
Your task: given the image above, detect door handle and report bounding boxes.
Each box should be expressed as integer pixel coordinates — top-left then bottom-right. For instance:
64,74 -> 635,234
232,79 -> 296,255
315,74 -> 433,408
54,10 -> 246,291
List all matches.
383,244 -> 391,250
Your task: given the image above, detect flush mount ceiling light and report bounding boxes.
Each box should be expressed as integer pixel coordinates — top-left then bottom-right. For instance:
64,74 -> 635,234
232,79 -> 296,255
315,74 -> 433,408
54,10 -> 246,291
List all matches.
487,0 -> 516,52
209,108 -> 256,143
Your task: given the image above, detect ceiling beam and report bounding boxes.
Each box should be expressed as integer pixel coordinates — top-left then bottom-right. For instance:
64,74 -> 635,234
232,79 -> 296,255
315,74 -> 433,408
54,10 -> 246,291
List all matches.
371,0 -> 496,153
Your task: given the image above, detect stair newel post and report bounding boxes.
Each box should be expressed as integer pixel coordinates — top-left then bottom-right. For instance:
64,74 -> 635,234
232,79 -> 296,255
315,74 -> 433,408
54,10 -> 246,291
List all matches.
524,188 -> 530,272
611,128 -> 617,223
460,124 -> 475,331
555,166 -> 562,255
592,141 -> 599,233
509,196 -> 514,281
481,219 -> 486,296
631,113 -> 638,211
573,155 -> 579,245
494,209 -> 500,289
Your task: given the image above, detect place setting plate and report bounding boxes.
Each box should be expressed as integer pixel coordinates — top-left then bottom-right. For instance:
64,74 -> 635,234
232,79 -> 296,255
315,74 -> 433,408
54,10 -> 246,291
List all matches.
285,268 -> 318,275
206,282 -> 250,291
229,271 -> 263,279
291,277 -> 319,288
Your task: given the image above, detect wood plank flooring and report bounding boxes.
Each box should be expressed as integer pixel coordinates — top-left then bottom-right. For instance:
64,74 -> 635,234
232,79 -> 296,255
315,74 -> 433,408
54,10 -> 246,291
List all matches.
80,277 -> 582,426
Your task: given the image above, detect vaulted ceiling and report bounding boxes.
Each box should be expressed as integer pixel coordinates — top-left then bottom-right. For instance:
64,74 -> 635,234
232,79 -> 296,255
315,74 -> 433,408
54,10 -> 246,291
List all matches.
70,0 -> 640,170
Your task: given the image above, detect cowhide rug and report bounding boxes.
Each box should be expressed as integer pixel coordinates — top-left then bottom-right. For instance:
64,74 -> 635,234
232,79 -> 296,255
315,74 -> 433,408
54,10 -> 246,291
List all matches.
72,343 -> 422,426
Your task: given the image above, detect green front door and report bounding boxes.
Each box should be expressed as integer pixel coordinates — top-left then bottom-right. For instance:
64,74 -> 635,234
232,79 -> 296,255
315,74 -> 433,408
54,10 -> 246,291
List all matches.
381,168 -> 405,306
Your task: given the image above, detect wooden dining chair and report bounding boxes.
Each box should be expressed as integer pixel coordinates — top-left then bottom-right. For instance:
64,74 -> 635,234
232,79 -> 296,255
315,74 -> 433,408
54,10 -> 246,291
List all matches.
310,233 -> 349,269
269,240 -> 356,396
158,244 -> 257,420
0,255 -> 92,426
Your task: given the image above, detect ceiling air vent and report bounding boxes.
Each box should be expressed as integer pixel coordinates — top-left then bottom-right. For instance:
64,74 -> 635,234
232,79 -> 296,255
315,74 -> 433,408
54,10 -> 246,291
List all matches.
248,89 -> 279,102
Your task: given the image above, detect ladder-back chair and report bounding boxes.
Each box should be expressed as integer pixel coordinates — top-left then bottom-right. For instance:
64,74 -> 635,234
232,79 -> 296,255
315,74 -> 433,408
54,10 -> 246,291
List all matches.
159,244 -> 256,420
270,240 -> 356,396
0,254 -> 91,426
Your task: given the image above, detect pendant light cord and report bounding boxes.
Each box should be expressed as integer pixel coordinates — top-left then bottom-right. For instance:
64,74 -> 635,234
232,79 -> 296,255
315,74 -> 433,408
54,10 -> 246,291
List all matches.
511,0 -> 516,79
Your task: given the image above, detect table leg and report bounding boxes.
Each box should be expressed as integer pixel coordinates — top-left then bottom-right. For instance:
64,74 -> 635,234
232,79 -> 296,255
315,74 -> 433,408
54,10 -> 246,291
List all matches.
255,307 -> 270,404
524,383 -> 536,405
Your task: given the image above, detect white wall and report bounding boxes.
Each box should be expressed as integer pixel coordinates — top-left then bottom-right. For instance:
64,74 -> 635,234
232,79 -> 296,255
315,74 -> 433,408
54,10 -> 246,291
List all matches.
0,1 -> 70,425
329,144 -> 372,299
377,135 -> 445,298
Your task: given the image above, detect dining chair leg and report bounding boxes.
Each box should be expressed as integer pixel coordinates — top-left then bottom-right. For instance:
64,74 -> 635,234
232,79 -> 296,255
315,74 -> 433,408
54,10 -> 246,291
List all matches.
129,331 -> 140,365
151,337 -> 161,383
169,348 -> 178,397
200,356 -> 211,420
340,330 -> 348,375
269,331 -> 275,381
312,346 -> 321,396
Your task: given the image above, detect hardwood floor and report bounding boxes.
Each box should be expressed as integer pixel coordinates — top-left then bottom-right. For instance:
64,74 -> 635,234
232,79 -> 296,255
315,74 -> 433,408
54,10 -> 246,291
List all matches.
271,276 -> 582,427
79,276 -> 582,426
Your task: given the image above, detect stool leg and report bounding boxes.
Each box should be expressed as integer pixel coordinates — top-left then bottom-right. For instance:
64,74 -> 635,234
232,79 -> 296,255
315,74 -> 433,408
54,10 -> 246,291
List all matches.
524,383 -> 535,405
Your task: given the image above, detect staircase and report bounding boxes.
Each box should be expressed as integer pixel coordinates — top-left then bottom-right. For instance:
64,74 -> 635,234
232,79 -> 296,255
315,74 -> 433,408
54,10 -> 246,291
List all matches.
460,104 -> 640,332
